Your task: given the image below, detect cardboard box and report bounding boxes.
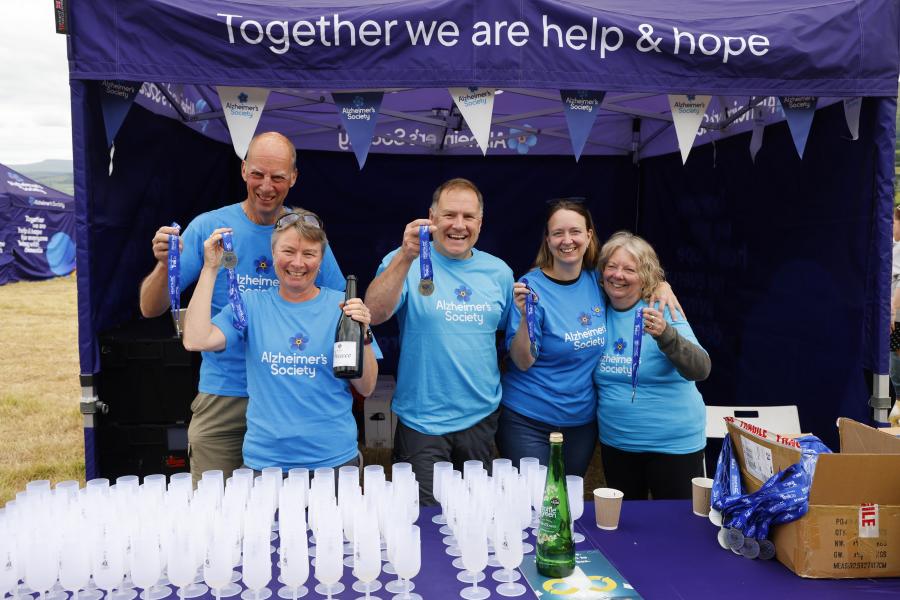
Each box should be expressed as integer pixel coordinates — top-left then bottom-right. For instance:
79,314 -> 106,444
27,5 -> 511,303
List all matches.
363,375 -> 397,449
724,417 -> 900,578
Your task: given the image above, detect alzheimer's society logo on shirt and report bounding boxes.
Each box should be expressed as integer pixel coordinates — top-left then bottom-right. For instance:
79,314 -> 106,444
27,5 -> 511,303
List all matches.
258,330 -> 328,378
564,306 -> 605,350
433,282 -> 492,325
598,336 -> 630,375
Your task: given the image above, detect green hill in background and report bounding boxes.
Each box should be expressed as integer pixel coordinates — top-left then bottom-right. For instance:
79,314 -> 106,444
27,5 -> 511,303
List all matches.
7,159 -> 74,196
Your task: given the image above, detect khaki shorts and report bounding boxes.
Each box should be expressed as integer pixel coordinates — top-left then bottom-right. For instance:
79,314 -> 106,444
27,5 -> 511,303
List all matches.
187,392 -> 248,486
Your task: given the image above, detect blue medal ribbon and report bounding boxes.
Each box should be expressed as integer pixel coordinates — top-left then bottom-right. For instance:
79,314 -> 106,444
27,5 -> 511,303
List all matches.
711,432 -> 831,557
521,278 -> 539,359
167,222 -> 181,316
419,225 -> 433,281
630,308 -> 643,402
220,231 -> 248,331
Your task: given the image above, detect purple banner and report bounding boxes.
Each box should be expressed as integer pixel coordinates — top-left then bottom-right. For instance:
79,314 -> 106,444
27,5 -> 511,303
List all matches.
333,92 -> 384,168
560,90 -> 606,161
779,96 -> 818,158
99,80 -> 141,148
1,165 -> 76,284
68,1 -> 899,96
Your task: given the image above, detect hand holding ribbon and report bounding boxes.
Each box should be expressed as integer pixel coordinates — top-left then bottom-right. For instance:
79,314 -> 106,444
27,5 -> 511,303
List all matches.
521,278 -> 539,359
218,230 -> 248,331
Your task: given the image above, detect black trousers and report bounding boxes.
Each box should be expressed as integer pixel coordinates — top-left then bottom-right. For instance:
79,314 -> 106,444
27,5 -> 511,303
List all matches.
600,442 -> 705,501
393,409 -> 500,506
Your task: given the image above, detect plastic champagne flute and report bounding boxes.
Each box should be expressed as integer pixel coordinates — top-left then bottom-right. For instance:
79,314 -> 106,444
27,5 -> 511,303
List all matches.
392,526 -> 422,600
493,517 -> 526,597
276,536 -> 309,600
458,526 -> 489,600
566,475 -> 586,544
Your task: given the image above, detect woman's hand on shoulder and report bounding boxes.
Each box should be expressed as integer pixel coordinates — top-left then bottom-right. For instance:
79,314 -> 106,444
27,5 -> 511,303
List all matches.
650,280 -> 685,322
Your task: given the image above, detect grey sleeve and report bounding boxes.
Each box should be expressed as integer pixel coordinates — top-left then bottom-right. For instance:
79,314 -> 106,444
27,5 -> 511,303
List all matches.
655,325 -> 711,381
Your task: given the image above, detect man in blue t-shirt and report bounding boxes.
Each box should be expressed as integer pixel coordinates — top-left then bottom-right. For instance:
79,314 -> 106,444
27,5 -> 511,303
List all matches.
366,178 -> 514,505
139,131 -> 344,484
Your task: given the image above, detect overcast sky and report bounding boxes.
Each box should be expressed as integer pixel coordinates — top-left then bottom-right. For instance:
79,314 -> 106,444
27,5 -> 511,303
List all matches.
0,3 -> 72,166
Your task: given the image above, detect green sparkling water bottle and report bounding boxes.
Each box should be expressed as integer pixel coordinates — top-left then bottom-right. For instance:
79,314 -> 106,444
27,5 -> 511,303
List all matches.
536,432 -> 575,578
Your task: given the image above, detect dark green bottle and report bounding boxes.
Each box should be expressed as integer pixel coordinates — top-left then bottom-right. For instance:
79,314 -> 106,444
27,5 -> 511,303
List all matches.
536,432 -> 575,578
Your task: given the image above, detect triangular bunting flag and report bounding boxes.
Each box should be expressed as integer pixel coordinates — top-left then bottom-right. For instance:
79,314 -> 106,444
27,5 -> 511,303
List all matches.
843,97 -> 862,141
778,96 -> 817,159
749,106 -> 765,163
332,92 -> 384,169
667,94 -> 711,164
99,80 -> 141,148
560,90 -> 605,162
216,86 -> 270,159
449,87 -> 496,155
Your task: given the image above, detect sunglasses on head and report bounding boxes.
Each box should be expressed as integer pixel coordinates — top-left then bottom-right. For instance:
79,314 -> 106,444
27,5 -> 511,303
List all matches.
275,209 -> 323,231
546,196 -> 587,206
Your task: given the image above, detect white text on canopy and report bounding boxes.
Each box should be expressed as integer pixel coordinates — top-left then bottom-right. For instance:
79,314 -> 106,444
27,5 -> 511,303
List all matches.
216,13 -> 770,64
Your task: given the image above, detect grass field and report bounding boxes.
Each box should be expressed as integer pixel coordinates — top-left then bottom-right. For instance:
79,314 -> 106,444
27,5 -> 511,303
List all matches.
0,275 -> 84,503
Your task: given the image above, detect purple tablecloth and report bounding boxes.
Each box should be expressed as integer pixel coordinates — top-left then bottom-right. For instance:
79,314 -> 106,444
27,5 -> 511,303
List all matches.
189,501 -> 900,599
576,500 -> 900,599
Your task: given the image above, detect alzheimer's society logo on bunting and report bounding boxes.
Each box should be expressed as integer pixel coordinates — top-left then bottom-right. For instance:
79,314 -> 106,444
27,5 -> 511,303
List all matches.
225,92 -> 259,118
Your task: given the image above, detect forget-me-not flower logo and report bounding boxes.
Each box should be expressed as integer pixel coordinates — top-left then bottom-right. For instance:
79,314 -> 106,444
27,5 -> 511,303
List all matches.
455,285 -> 473,303
238,92 -> 249,103
254,256 -> 271,274
289,332 -> 309,352
508,125 -> 538,155
591,304 -> 603,317
613,337 -> 627,355
578,312 -> 592,327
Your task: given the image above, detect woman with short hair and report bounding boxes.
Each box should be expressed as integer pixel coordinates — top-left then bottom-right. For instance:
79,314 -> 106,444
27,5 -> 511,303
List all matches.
183,212 -> 377,471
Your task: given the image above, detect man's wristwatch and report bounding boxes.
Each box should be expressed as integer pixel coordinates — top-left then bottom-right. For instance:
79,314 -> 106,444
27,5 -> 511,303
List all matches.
363,327 -> 374,345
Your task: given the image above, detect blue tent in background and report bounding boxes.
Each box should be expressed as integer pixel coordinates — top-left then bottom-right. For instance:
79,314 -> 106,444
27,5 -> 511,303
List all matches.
0,164 -> 76,286
64,0 -> 899,477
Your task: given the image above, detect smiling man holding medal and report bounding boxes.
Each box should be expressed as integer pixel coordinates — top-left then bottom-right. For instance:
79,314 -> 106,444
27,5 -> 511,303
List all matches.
138,131 -> 345,485
366,177 -> 514,505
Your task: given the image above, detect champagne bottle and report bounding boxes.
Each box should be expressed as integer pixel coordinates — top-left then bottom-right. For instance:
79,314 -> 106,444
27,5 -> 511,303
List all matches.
536,432 -> 575,578
333,275 -> 364,379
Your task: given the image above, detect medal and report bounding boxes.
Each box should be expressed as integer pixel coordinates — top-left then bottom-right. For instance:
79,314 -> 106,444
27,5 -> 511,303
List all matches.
739,538 -> 760,560
757,539 -> 776,561
418,225 -> 434,296
222,250 -> 238,269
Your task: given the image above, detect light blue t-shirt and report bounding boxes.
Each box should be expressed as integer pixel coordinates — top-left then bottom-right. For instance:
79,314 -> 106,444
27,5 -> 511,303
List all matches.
593,300 -> 706,454
377,244 -> 514,435
502,269 -> 606,426
213,287 -> 359,470
179,202 -> 344,396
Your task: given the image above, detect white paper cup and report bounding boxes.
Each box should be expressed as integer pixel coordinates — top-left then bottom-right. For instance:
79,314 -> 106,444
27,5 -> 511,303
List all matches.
691,477 -> 714,517
594,487 -> 624,530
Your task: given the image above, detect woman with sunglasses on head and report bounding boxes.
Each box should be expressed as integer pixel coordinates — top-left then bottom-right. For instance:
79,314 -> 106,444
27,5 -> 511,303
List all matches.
497,200 -> 684,476
182,212 -> 378,472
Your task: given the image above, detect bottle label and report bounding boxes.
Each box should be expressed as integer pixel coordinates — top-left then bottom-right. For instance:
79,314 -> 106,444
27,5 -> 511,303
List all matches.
333,341 -> 358,367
